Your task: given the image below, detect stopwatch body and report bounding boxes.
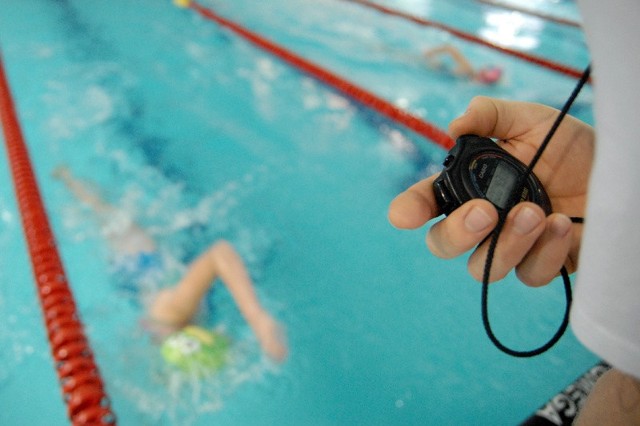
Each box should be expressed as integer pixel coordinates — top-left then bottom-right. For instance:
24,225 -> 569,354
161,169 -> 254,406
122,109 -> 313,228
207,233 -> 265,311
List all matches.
433,135 -> 552,216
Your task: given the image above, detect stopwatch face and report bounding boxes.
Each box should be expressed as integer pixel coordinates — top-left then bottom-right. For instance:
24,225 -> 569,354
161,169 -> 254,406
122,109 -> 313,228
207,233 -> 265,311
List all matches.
468,154 -> 521,210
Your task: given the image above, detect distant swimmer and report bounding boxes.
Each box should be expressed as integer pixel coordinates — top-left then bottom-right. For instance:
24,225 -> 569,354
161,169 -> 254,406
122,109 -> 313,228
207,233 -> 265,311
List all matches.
424,44 -> 503,85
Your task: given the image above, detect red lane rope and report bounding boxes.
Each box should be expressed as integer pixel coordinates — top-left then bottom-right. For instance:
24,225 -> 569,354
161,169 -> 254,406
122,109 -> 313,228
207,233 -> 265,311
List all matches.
476,0 -> 581,28
188,1 -> 454,150
0,56 -> 116,425
344,0 -> 587,81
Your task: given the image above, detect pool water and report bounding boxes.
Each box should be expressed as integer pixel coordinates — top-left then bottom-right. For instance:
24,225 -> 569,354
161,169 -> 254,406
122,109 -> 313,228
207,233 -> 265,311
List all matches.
0,0 -> 597,424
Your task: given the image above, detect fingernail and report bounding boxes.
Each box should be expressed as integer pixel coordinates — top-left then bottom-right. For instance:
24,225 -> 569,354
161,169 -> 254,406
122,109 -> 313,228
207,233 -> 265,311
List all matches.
514,206 -> 543,235
465,206 -> 493,233
550,215 -> 572,237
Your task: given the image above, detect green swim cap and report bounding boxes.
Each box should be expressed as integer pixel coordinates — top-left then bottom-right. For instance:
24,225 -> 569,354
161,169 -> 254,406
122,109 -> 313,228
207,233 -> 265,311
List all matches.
160,326 -> 229,375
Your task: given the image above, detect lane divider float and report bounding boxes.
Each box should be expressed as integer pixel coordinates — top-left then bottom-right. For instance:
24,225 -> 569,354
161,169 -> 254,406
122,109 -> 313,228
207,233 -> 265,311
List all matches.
0,55 -> 116,425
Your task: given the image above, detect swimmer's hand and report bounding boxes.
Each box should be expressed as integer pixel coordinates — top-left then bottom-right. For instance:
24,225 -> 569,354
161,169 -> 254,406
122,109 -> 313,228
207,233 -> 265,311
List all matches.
388,96 -> 594,287
250,312 -> 288,363
52,165 -> 72,181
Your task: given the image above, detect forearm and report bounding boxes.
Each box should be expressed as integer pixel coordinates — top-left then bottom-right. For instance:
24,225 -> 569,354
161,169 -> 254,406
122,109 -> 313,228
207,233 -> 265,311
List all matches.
60,175 -> 112,215
575,369 -> 640,425
172,241 -> 264,323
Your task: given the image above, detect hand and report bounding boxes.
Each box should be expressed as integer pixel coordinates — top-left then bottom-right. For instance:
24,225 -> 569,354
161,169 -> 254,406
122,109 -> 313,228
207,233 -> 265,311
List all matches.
251,312 -> 288,362
388,96 -> 594,286
52,165 -> 72,182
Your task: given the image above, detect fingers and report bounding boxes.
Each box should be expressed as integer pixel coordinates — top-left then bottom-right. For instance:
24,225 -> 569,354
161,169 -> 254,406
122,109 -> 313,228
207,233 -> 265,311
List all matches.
467,203 -> 546,282
391,176 -> 574,286
448,96 -> 505,139
515,214 -> 573,286
424,198 -> 573,286
464,203 -> 573,285
388,174 -> 440,229
427,199 -> 498,258
448,96 -> 556,141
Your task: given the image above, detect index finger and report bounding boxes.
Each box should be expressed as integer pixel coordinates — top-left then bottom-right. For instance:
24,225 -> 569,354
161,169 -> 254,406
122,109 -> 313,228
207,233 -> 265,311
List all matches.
449,96 -> 557,141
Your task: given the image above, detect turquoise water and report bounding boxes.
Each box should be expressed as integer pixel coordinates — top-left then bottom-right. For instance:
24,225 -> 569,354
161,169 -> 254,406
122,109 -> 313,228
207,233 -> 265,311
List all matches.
0,0 -> 597,424
476,0 -> 582,24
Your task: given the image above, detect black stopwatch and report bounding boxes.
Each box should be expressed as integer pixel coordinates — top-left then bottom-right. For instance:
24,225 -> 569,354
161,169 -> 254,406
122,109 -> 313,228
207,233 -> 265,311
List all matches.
433,135 -> 552,216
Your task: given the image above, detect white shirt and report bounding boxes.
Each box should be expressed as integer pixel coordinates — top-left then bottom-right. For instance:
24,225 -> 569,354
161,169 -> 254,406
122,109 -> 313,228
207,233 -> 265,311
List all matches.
572,0 -> 640,379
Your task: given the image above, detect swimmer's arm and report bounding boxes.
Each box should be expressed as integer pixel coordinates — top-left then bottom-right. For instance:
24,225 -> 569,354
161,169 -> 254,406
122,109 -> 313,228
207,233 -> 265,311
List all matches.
53,166 -> 113,215
150,241 -> 262,327
424,44 -> 474,77
149,240 -> 288,361
182,241 -> 261,320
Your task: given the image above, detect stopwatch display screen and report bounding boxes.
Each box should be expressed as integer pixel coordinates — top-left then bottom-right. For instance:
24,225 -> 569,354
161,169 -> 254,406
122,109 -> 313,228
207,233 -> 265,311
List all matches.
469,155 -> 518,209
485,162 -> 518,208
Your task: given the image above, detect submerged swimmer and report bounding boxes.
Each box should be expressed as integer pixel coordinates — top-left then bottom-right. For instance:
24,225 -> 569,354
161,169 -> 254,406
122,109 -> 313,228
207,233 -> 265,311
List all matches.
424,44 -> 503,85
53,166 -> 288,373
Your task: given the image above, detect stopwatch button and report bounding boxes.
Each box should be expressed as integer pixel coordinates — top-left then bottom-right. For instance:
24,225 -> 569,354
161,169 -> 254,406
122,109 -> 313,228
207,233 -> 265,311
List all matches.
433,180 -> 455,216
443,155 -> 454,167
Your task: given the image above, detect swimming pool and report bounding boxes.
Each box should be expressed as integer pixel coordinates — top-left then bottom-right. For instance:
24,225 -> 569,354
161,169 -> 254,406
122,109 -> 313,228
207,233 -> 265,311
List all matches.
0,0 -> 598,424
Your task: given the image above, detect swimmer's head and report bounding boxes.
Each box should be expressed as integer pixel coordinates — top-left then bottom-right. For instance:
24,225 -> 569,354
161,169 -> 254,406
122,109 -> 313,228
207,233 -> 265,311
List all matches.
160,326 -> 229,375
173,0 -> 192,7
476,66 -> 503,85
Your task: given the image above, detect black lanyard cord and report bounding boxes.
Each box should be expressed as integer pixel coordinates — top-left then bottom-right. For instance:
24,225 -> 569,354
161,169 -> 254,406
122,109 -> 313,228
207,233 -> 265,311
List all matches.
481,65 -> 591,357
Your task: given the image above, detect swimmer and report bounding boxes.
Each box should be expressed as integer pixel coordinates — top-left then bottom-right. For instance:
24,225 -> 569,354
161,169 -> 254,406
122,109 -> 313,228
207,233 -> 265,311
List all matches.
53,166 -> 288,371
424,44 -> 503,85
